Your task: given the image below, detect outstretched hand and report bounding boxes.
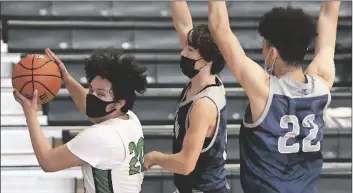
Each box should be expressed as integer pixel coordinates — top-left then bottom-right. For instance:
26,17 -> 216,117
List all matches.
13,89 -> 38,116
45,48 -> 71,84
144,151 -> 157,171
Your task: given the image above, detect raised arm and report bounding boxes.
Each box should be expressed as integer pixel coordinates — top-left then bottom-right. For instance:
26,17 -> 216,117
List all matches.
170,1 -> 193,48
306,1 -> 341,90
208,1 -> 269,99
45,48 -> 88,114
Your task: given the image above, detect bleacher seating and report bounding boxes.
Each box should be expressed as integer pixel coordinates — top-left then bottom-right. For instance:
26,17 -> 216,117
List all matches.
1,126 -> 352,193
3,163 -> 351,193
1,1 -> 351,193
3,19 -> 352,53
1,1 -> 352,18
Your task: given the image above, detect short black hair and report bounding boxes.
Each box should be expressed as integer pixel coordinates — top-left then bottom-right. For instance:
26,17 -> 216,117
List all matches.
258,6 -> 317,65
84,48 -> 147,113
187,24 -> 225,74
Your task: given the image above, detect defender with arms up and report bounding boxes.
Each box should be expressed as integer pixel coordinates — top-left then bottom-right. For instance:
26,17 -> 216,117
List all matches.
144,2 -> 229,193
208,1 -> 340,193
13,48 -> 147,193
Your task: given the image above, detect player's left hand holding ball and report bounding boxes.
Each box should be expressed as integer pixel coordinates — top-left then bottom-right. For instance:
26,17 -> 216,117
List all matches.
13,88 -> 38,117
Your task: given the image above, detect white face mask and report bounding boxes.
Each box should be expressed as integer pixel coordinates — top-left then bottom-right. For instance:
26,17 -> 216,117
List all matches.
264,48 -> 277,75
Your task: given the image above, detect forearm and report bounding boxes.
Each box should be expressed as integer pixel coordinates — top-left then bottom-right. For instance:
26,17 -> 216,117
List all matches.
316,1 -> 340,54
170,1 -> 193,32
321,1 -> 341,18
64,76 -> 88,114
26,114 -> 53,169
208,0 -> 248,79
153,151 -> 192,175
208,1 -> 230,33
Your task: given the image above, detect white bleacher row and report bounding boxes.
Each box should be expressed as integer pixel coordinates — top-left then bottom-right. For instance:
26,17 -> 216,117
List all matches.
2,167 -> 79,193
1,47 -> 48,127
1,87 -> 48,126
2,163 -> 351,193
1,41 -> 20,78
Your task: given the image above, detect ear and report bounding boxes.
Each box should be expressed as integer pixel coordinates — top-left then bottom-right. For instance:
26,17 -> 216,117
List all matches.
115,100 -> 126,110
272,47 -> 279,59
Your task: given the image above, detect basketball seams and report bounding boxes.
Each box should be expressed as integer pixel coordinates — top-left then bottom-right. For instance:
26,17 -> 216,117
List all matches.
31,55 -> 35,94
19,81 -> 33,94
18,59 -> 55,70
12,74 -> 62,79
33,81 -> 56,97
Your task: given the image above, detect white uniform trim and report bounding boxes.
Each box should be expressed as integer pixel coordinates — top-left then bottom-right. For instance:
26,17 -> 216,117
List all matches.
243,75 -> 331,128
179,76 -> 226,153
243,75 -> 274,128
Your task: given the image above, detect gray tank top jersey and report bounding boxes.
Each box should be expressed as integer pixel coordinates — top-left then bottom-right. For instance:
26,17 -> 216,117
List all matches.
240,75 -> 331,193
173,76 -> 228,193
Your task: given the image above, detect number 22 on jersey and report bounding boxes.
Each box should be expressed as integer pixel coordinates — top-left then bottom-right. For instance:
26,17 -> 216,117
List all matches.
278,114 -> 320,154
128,137 -> 144,175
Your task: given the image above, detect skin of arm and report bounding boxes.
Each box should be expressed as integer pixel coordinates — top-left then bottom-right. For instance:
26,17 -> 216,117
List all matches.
144,98 -> 217,175
13,89 -> 86,172
208,1 -> 270,121
170,1 -> 193,48
45,48 -> 88,114
305,1 -> 341,90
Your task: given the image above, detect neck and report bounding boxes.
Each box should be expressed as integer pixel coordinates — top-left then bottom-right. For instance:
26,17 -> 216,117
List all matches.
275,63 -> 306,82
91,111 -> 128,124
190,73 -> 216,90
111,110 -> 128,120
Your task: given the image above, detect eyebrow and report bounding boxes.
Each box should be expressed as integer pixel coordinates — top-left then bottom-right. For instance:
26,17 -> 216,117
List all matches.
97,88 -> 108,93
89,85 -> 108,93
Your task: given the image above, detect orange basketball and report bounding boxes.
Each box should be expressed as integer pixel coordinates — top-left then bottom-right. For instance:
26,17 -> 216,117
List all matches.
12,54 -> 62,104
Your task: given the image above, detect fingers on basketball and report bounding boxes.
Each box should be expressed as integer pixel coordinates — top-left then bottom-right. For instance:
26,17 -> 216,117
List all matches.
13,90 -> 23,105
45,48 -> 67,77
13,88 -> 30,105
32,89 -> 38,104
45,48 -> 55,61
45,48 -> 62,64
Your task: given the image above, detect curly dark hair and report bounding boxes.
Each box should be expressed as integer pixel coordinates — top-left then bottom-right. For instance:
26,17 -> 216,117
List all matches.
84,48 -> 147,113
187,24 -> 225,74
258,6 -> 317,65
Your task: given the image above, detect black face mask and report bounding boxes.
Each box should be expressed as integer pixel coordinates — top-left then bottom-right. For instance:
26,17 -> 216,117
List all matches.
180,56 -> 207,79
86,94 -> 116,118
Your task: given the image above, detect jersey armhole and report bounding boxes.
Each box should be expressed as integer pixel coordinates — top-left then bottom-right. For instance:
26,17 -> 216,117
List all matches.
187,96 -> 220,153
243,76 -> 274,128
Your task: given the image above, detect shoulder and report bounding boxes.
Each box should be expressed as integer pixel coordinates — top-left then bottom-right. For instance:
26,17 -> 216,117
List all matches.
204,86 -> 227,107
191,98 -> 218,120
80,119 -> 121,139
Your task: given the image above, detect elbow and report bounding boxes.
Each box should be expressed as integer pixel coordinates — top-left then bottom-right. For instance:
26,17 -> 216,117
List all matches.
41,165 -> 56,173
181,161 -> 196,175
208,22 -> 229,39
208,13 -> 220,33
208,20 -> 220,34
208,15 -> 229,35
40,161 -> 59,173
42,168 -> 56,173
